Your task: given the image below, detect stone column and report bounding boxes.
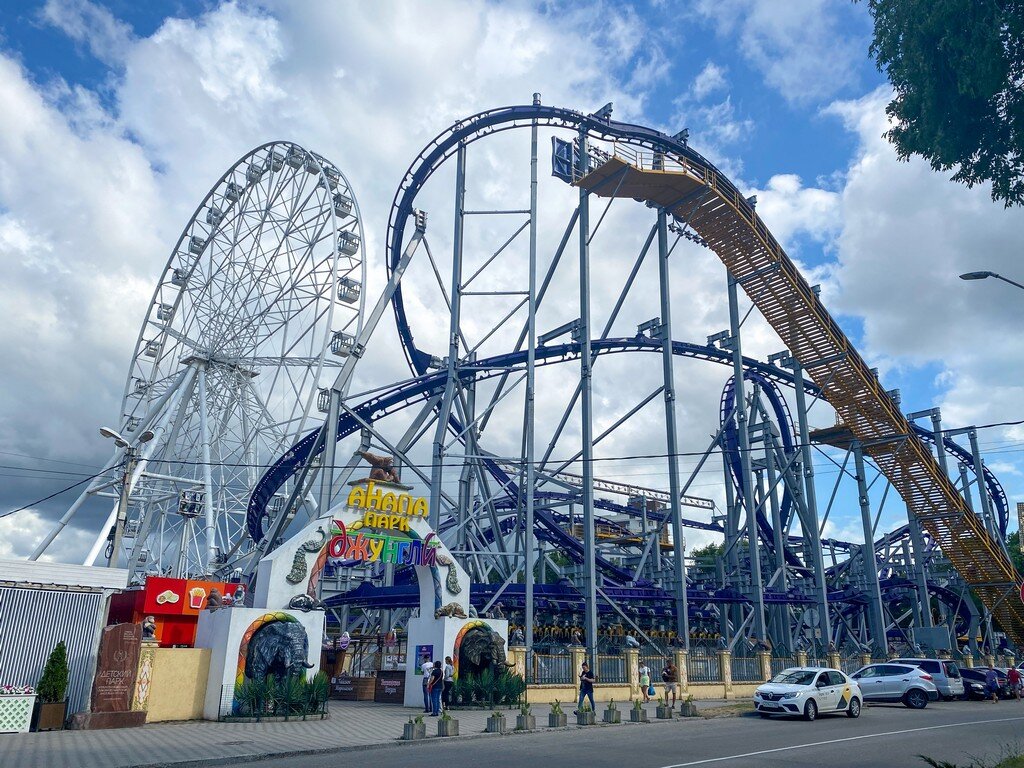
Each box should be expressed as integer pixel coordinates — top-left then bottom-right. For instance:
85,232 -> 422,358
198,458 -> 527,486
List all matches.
624,647 -> 640,699
827,651 -> 842,670
1006,655 -> 1015,668
757,650 -> 772,682
963,655 -> 974,669
718,650 -> 733,699
859,653 -> 872,668
570,645 -> 586,685
508,645 -> 527,682
132,642 -> 158,714
795,650 -> 808,667
984,654 -> 996,668
674,649 -> 689,695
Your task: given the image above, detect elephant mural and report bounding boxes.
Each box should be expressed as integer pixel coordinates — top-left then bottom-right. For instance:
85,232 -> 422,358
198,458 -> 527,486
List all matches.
245,621 -> 314,684
458,625 -> 514,678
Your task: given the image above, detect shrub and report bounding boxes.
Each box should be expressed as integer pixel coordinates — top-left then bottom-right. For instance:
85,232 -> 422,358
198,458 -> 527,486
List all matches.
37,642 -> 70,704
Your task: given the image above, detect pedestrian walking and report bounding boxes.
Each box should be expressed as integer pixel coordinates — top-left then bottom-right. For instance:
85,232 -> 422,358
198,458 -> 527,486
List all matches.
419,652 -> 433,712
574,661 -> 596,713
443,656 -> 455,710
985,666 -> 1000,703
1007,666 -> 1022,701
662,661 -> 679,706
639,662 -> 652,703
428,660 -> 444,716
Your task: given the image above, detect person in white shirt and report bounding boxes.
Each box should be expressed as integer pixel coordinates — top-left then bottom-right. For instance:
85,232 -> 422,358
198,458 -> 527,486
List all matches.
419,654 -> 433,712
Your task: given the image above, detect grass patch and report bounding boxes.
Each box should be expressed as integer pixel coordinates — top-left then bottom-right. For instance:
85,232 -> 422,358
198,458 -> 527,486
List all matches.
699,702 -> 754,718
920,743 -> 1023,768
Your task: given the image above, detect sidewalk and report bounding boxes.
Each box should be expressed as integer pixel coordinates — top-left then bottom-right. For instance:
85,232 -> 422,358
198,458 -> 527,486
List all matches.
0,698 -> 742,768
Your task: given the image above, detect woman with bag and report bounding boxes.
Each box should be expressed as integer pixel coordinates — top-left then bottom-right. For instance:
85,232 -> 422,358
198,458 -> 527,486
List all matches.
639,662 -> 653,702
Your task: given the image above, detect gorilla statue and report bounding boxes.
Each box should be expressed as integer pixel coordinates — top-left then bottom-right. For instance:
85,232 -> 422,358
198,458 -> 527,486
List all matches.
458,626 -> 514,678
245,621 -> 314,684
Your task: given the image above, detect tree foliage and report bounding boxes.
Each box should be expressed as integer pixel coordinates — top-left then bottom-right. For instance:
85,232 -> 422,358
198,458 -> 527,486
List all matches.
37,641 -> 69,704
1008,530 -> 1024,575
860,0 -> 1024,206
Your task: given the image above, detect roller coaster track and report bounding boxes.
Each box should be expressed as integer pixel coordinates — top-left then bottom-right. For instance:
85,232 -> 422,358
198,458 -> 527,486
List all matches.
573,150 -> 1024,645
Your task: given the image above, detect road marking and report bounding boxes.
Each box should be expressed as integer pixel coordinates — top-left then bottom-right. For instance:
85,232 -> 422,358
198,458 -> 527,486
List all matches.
657,716 -> 1024,767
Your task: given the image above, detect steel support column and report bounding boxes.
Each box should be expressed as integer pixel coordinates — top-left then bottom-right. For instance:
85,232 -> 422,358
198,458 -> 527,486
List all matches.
524,94 -> 540,680
577,127 -> 599,668
657,208 -> 689,648
852,441 -> 886,648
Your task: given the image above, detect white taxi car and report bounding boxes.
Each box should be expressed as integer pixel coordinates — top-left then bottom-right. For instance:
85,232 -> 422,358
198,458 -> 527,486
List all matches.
753,667 -> 863,721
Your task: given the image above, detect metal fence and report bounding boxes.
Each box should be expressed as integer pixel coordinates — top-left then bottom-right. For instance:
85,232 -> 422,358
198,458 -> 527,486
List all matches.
841,657 -> 864,675
731,656 -> 763,682
640,655 -> 668,675
532,653 -> 572,684
806,657 -> 827,667
687,654 -> 721,682
770,656 -> 795,676
596,654 -> 627,683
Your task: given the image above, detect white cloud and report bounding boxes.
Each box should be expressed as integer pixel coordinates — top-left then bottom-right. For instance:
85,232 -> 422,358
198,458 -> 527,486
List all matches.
695,0 -> 868,105
691,61 -> 727,101
38,0 -> 133,66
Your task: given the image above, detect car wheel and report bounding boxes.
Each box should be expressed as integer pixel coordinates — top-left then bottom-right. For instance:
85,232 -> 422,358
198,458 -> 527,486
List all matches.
803,699 -> 817,722
903,689 -> 928,710
846,697 -> 861,718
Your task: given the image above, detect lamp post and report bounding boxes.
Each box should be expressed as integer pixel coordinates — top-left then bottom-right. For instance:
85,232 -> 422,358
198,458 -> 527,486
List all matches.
959,271 -> 1024,291
100,426 -> 154,568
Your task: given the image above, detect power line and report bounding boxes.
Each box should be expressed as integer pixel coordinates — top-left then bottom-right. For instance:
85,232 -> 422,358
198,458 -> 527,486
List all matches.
2,469 -> 116,519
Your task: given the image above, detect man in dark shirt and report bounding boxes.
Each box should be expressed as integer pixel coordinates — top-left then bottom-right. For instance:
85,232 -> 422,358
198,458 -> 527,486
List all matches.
662,662 -> 679,705
574,661 -> 596,713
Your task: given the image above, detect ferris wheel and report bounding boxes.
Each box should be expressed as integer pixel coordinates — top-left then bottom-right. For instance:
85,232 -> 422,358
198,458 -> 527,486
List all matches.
32,142 -> 366,580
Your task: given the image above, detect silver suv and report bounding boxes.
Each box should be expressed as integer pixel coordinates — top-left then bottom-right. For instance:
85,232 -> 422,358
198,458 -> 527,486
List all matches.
891,658 -> 964,700
851,663 -> 939,709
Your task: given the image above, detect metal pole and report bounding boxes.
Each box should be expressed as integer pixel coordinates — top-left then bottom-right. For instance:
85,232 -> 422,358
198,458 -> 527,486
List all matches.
430,142 -> 467,530
657,208 -> 689,649
107,449 -> 136,568
524,93 -> 540,680
852,441 -> 886,648
727,274 -> 766,640
577,126 -> 598,669
197,366 -> 217,573
968,428 -> 999,541
788,357 -> 832,649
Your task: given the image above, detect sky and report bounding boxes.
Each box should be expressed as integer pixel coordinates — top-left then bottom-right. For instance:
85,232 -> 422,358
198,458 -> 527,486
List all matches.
1,0 -> 1023,567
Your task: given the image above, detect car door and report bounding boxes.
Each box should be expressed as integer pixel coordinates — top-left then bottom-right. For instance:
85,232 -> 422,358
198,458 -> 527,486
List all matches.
813,671 -> 840,710
854,665 -> 886,701
877,664 -> 911,699
828,670 -> 853,710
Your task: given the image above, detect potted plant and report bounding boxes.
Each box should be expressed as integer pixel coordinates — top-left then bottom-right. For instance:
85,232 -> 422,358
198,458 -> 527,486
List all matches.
486,709 -> 506,733
438,709 -> 459,737
630,698 -> 648,723
548,699 -> 567,727
402,714 -> 426,740
679,693 -> 699,718
603,698 -> 621,724
35,641 -> 69,731
516,703 -> 535,731
0,685 -> 36,734
576,701 -> 595,726
656,695 -> 673,719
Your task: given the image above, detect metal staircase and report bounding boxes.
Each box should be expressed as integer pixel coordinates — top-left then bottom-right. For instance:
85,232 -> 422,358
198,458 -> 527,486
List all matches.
575,151 -> 1024,647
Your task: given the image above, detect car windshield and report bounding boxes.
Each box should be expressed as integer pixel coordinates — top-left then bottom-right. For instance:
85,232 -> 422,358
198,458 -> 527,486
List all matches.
770,670 -> 817,686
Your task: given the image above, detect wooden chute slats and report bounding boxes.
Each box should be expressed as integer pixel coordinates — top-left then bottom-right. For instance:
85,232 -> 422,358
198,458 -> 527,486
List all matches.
576,157 -> 1024,645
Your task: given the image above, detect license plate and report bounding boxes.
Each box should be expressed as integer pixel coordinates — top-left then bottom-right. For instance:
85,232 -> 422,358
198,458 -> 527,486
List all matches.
761,702 -> 780,710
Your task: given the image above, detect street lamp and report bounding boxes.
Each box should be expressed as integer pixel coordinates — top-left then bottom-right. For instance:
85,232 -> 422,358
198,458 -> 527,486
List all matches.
100,426 -> 154,568
959,271 -> 1024,291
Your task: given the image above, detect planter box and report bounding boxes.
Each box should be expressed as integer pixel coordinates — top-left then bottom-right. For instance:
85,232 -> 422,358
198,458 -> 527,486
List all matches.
656,705 -> 673,720
548,712 -> 568,728
35,700 -> 67,732
437,718 -> 459,737
576,710 -> 595,726
630,709 -> 648,723
402,721 -> 426,740
0,694 -> 36,734
603,709 -> 621,724
679,702 -> 699,718
486,715 -> 506,733
515,714 -> 535,731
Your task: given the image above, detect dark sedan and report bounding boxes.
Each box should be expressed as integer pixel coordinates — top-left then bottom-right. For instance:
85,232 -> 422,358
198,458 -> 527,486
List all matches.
960,668 -> 1010,699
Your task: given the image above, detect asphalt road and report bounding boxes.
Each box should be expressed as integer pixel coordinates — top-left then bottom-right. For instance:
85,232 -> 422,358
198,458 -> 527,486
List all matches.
213,700 -> 1024,768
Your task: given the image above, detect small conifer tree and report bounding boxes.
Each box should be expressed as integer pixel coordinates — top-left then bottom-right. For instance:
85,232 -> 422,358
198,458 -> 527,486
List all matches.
37,641 -> 70,704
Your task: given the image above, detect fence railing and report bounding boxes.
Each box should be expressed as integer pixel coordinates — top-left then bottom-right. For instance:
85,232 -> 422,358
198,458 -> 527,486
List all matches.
640,655 -> 668,675
687,654 -> 721,682
596,655 -> 627,684
840,657 -> 864,675
731,656 -> 763,682
770,656 -> 795,677
532,653 -> 573,684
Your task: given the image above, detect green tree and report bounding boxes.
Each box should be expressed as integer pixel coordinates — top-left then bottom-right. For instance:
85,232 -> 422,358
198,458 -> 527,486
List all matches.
37,641 -> 69,704
1007,531 -> 1024,575
859,0 -> 1024,206
690,542 -> 724,582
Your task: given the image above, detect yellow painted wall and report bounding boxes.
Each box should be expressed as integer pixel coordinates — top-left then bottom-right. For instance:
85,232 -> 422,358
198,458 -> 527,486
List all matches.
146,648 -> 211,722
525,681 -> 760,703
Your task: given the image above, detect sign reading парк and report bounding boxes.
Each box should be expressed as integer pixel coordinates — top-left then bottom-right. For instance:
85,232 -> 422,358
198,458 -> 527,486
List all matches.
91,623 -> 142,713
